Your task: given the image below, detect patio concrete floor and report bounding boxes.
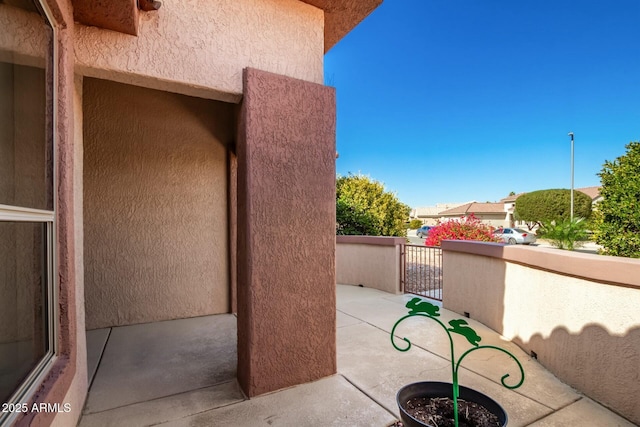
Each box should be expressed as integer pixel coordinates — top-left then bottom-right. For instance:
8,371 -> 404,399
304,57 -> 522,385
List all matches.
78,285 -> 635,427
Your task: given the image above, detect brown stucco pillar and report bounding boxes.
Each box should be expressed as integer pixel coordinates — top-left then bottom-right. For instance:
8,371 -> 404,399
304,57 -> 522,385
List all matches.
236,68 -> 336,397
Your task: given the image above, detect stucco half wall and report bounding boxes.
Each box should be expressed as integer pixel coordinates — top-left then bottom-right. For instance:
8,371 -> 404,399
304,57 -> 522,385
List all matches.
83,78 -> 233,329
441,240 -> 640,425
336,235 -> 404,294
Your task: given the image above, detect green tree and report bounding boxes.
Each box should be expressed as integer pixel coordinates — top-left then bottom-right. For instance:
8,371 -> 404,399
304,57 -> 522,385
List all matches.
514,189 -> 592,227
336,174 -> 410,236
409,219 -> 423,229
593,142 -> 640,258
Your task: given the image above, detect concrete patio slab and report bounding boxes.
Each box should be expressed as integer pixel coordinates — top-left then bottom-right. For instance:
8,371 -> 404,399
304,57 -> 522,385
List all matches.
343,285 -> 581,410
84,314 -> 237,413
380,292 -> 442,307
336,310 -> 362,329
339,288 -> 517,369
336,283 -> 394,304
337,321 -> 554,426
85,328 -> 110,387
528,396 -> 637,427
411,314 -> 580,410
79,380 -> 244,427
79,284 -> 634,426
337,321 -> 453,413
156,375 -> 397,427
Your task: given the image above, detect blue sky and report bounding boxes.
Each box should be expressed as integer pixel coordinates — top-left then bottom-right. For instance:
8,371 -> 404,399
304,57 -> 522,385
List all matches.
324,0 -> 640,207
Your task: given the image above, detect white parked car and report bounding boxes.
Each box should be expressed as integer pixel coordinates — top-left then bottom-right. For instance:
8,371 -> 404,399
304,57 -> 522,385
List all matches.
493,228 -> 536,245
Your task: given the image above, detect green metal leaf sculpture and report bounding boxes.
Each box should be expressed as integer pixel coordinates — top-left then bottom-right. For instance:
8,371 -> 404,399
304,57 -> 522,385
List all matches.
391,297 -> 525,427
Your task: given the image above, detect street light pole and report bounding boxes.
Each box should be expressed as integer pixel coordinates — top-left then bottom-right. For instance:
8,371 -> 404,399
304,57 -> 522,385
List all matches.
568,132 -> 574,221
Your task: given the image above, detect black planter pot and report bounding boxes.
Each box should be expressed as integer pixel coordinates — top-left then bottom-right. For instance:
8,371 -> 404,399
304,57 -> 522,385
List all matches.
396,381 -> 507,427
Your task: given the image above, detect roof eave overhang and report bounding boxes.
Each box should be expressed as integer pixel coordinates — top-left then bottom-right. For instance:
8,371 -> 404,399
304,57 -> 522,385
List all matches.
300,0 -> 382,52
72,0 -> 139,36
69,0 -> 382,51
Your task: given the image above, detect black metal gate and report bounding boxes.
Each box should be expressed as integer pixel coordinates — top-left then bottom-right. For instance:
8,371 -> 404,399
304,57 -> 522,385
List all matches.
401,244 -> 443,301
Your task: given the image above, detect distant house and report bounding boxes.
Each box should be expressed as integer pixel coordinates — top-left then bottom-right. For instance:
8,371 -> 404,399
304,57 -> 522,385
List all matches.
576,186 -> 603,205
414,188 -> 601,230
439,202 -> 511,227
499,193 -> 527,227
411,202 -> 472,225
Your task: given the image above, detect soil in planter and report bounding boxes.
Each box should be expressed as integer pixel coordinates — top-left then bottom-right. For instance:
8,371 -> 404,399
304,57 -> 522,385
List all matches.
401,396 -> 501,427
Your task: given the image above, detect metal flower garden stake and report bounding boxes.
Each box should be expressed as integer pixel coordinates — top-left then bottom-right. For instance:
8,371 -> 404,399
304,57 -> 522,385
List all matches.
391,297 -> 525,427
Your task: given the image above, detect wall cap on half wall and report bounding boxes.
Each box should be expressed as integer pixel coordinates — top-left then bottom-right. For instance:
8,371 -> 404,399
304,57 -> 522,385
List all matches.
441,240 -> 640,290
337,235 -> 406,246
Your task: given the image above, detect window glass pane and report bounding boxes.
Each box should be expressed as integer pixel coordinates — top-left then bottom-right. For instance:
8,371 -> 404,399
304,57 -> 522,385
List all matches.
0,4 -> 53,211
0,221 -> 49,404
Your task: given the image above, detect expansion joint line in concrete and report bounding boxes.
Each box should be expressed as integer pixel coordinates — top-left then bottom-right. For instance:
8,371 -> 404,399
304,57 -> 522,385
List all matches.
145,386 -> 245,427
521,396 -> 583,426
88,327 -> 113,391
338,374 -> 399,421
84,380 -> 242,417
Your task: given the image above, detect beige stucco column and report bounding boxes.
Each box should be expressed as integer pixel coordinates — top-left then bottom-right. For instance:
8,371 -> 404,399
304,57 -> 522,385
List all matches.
236,67 -> 336,397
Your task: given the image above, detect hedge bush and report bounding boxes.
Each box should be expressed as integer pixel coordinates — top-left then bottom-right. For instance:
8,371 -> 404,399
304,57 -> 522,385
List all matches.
514,189 -> 592,225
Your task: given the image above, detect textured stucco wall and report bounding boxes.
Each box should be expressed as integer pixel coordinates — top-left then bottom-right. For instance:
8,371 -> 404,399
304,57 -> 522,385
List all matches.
442,242 -> 640,425
50,73 -> 89,427
83,78 -> 233,329
74,0 -> 324,103
237,68 -> 336,397
441,213 -> 508,228
0,4 -> 48,67
336,236 -> 404,294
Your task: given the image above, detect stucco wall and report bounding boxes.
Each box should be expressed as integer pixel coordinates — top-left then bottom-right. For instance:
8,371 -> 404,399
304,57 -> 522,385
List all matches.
440,213 -> 508,228
50,73 -> 89,427
237,68 -> 336,397
83,77 -> 233,329
478,214 -> 509,228
0,4 -> 48,67
442,241 -> 640,425
74,0 -> 324,103
336,235 -> 404,294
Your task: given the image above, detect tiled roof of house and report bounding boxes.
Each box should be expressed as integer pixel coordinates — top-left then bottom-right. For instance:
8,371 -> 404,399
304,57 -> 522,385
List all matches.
416,188 -> 601,219
413,202 -> 472,217
499,193 -> 525,203
576,186 -> 602,200
439,202 -> 505,215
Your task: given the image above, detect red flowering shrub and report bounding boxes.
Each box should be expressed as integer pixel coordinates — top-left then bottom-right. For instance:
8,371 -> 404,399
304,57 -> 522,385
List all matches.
425,214 -> 501,247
